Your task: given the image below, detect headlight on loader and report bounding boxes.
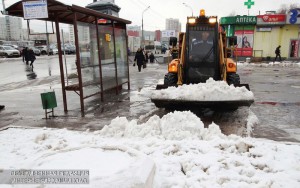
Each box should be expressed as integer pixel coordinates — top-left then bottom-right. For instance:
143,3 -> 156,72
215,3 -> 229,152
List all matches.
168,59 -> 179,73
209,17 -> 217,23
226,58 -> 237,73
188,17 -> 196,24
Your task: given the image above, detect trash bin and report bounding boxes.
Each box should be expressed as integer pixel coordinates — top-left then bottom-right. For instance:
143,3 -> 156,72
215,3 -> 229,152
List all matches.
41,91 -> 57,110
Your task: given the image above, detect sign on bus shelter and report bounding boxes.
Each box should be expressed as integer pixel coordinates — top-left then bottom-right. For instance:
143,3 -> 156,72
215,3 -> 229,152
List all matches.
22,0 -> 48,20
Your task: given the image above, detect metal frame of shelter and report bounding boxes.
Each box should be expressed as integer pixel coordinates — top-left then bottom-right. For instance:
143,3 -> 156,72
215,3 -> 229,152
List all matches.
6,0 -> 131,117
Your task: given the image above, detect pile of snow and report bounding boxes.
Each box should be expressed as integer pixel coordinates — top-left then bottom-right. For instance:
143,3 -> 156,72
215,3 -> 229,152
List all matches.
237,61 -> 300,68
151,78 -> 254,101
0,111 -> 300,187
99,111 -> 224,140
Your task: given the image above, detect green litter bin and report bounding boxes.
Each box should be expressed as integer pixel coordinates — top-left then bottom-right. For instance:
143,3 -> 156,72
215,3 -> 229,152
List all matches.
41,91 -> 57,110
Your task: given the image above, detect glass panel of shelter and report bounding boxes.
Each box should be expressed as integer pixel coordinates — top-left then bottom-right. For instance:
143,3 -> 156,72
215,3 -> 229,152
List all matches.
114,27 -> 129,86
77,21 -> 100,98
98,25 -> 117,91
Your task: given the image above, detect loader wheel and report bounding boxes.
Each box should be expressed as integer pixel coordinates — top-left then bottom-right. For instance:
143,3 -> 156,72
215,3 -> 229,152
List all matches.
227,73 -> 240,85
164,73 -> 178,86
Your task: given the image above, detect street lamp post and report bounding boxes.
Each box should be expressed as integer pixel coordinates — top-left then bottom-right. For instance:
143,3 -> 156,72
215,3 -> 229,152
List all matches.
183,3 -> 193,16
1,0 -> 7,15
142,6 -> 150,49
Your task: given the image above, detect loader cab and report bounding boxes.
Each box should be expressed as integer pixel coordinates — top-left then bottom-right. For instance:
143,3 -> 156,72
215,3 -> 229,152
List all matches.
184,16 -> 220,84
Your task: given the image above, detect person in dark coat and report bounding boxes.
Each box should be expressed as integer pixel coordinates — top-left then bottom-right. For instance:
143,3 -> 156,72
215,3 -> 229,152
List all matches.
144,51 -> 149,63
275,45 -> 281,61
134,48 -> 145,72
28,48 -> 36,68
149,52 -> 155,63
22,47 -> 29,64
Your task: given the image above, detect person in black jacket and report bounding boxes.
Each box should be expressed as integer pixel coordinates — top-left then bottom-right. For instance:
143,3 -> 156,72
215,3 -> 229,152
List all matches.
275,45 -> 281,61
28,48 -> 36,69
149,52 -> 155,63
22,47 -> 29,64
134,48 -> 145,72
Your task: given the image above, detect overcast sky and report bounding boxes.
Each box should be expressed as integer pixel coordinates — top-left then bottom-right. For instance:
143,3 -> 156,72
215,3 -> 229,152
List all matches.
1,0 -> 300,31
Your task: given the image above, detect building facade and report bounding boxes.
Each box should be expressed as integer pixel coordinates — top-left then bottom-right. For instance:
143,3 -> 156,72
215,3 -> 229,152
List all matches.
220,8 -> 300,60
0,16 -> 22,41
165,18 -> 182,33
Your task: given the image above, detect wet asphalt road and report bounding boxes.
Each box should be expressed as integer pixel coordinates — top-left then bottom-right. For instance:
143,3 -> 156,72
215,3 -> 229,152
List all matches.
0,56 -> 299,142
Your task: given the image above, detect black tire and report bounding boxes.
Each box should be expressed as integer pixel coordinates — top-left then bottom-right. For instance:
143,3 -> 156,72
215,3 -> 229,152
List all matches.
227,73 -> 240,85
164,73 -> 178,86
4,53 -> 8,58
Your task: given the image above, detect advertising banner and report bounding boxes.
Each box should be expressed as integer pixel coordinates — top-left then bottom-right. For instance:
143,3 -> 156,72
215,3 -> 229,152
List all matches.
257,14 -> 286,25
234,30 -> 254,57
22,0 -> 48,19
161,30 -> 176,38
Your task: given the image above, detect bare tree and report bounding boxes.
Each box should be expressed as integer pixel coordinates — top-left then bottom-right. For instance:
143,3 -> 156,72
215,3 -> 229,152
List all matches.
277,3 -> 299,14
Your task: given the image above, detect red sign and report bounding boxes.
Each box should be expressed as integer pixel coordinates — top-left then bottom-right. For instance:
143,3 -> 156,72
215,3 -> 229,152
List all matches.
128,30 -> 139,37
257,14 -> 286,25
294,40 -> 299,57
234,50 -> 253,57
98,19 -> 107,24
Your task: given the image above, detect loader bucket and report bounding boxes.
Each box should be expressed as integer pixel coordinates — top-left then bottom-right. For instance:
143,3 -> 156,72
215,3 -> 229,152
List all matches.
234,84 -> 250,91
151,98 -> 254,111
156,84 -> 251,91
153,83 -> 253,111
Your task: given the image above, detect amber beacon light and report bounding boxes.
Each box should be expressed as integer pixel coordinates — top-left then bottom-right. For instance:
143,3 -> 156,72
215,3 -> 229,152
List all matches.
200,9 -> 205,16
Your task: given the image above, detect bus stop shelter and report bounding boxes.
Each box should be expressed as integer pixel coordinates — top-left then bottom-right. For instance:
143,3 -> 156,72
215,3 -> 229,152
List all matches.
6,0 -> 131,116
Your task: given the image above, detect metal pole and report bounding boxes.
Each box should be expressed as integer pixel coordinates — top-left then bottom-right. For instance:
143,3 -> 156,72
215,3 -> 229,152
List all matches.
142,6 -> 150,49
27,20 -> 30,41
95,16 -> 104,102
55,17 -> 67,112
45,21 -> 49,55
73,13 -> 85,117
142,17 -> 143,48
61,29 -> 68,85
1,0 -> 6,15
183,3 -> 193,16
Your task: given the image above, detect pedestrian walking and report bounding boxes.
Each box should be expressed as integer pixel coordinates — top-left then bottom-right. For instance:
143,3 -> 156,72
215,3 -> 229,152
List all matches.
28,48 -> 36,69
134,48 -> 145,72
274,45 -> 281,61
144,51 -> 149,63
143,50 -> 148,68
149,52 -> 155,63
22,47 -> 29,64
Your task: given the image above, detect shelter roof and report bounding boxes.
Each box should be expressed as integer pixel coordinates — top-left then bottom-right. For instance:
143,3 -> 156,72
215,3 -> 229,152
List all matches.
5,0 -> 131,25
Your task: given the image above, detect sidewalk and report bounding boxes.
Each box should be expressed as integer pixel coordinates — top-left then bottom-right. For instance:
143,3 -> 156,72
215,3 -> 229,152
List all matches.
0,61 -> 167,131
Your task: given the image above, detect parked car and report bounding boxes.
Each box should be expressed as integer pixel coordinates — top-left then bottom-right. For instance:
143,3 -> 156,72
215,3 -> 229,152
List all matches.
0,45 -> 21,57
30,47 -> 41,56
4,44 -> 23,56
50,47 -> 58,55
60,44 -> 76,55
36,45 -> 54,55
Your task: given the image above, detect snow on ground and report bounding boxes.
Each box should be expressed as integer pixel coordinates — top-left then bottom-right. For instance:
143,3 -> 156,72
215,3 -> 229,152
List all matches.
237,61 -> 300,67
0,111 -> 299,188
151,78 -> 254,101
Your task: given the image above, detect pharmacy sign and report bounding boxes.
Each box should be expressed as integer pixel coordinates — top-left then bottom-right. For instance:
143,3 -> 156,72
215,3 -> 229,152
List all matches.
244,0 -> 254,9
